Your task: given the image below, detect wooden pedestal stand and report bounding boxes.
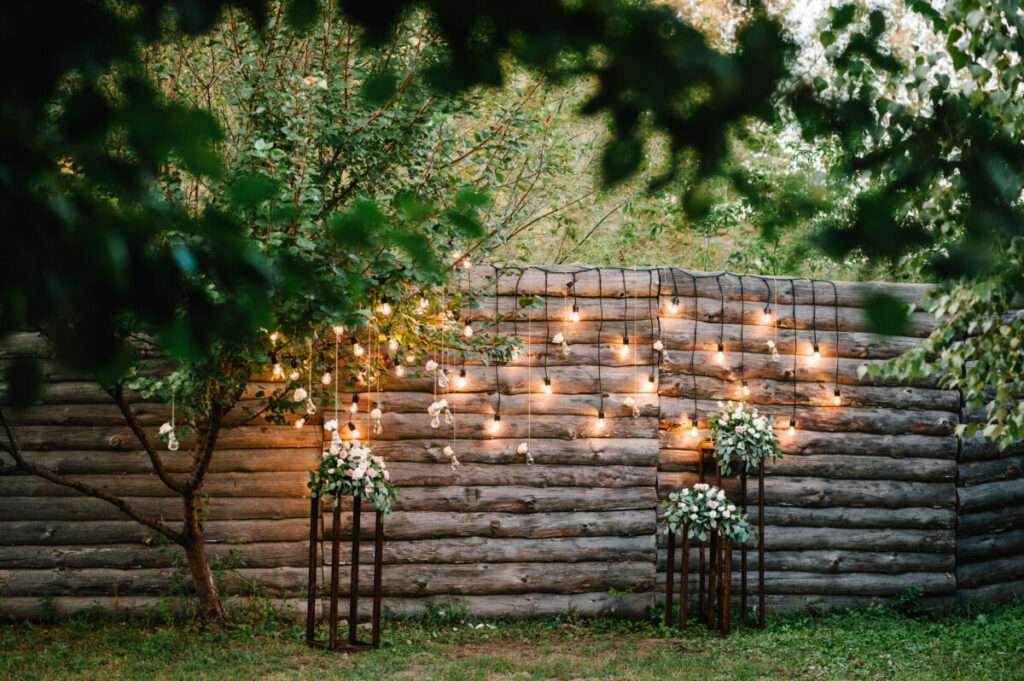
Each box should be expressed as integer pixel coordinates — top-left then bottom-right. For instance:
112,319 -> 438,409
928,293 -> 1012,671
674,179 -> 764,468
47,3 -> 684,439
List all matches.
663,452 -> 766,634
305,496 -> 384,652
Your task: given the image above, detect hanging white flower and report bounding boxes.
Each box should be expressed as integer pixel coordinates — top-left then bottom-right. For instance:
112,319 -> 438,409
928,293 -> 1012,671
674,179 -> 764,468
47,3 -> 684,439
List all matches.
561,341 -> 571,356
517,442 -> 529,455
305,398 -> 317,415
293,387 -> 308,402
370,408 -> 382,420
552,332 -> 565,344
425,359 -> 439,372
653,339 -> 664,351
324,419 -> 339,432
623,396 -> 636,408
159,422 -> 174,435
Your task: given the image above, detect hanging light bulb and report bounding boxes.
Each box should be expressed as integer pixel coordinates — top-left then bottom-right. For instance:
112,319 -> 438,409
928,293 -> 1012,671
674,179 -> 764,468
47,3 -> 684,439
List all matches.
348,421 -> 360,438
596,410 -> 606,430
394,360 -> 406,378
332,324 -> 345,337
668,297 -> 680,315
405,352 -> 417,364
811,343 -> 821,364
271,353 -> 284,379
568,303 -> 580,323
377,301 -> 392,316
788,417 -> 797,435
489,413 -> 501,434
716,342 -> 725,364
456,368 -> 468,389
833,387 -> 842,406
269,331 -> 281,344
288,359 -> 301,382
762,305 -> 772,324
451,249 -> 463,261
462,258 -> 473,270
690,417 -> 699,438
388,338 -> 399,352
741,380 -> 750,397
353,341 -> 365,357
349,394 -> 359,414
417,296 -> 429,312
463,320 -> 474,338
542,377 -> 552,395
646,373 -> 656,389
620,335 -> 631,357
294,417 -> 305,429
321,370 -> 332,385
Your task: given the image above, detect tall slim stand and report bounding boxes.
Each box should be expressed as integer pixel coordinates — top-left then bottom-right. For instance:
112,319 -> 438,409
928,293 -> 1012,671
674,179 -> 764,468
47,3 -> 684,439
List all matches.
306,496 -> 385,652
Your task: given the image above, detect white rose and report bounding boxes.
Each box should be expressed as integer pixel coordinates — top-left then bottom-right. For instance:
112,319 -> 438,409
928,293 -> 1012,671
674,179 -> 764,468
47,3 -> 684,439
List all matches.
443,445 -> 454,457
552,332 -> 564,344
370,407 -> 382,419
653,340 -> 664,351
159,422 -> 173,435
425,360 -> 438,372
324,419 -> 338,432
293,387 -> 308,402
517,442 -> 530,455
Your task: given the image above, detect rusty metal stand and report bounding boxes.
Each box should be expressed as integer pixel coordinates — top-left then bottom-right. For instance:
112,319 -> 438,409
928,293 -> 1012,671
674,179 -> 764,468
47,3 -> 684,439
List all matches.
306,496 -> 384,652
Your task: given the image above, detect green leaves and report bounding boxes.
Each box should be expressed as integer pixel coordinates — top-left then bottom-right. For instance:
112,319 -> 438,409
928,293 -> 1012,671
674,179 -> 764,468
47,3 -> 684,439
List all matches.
863,292 -> 910,336
328,200 -> 386,251
228,174 -> 279,207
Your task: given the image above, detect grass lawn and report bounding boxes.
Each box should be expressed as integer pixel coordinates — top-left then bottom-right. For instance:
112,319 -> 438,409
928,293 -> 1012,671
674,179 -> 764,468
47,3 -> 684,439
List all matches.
2,601 -> 1023,681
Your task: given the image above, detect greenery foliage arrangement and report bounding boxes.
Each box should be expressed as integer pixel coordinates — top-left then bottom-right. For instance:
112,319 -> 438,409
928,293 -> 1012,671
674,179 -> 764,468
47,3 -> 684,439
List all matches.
709,401 -> 781,476
662,483 -> 753,544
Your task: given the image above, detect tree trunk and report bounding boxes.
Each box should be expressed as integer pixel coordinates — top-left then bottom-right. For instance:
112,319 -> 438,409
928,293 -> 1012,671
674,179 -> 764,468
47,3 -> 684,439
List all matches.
182,491 -> 227,626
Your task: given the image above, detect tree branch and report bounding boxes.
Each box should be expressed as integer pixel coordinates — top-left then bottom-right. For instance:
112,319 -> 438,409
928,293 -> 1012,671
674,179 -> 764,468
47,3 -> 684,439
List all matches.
107,384 -> 185,494
0,408 -> 183,543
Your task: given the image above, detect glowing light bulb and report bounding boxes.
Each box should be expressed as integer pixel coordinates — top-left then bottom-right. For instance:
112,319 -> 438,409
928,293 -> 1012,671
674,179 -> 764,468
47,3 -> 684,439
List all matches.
394,362 -> 406,378
489,414 -> 501,434
716,342 -> 725,364
463,321 -> 474,338
542,377 -> 552,395
350,395 -> 359,414
833,388 -> 842,406
377,302 -> 392,316
568,304 -> 580,323
272,357 -> 284,379
388,338 -> 399,352
321,372 -> 332,385
451,249 -> 462,261
269,331 -> 280,344
690,423 -> 699,438
332,324 -> 345,337
348,421 -> 359,438
353,342 -> 365,358
620,337 -> 631,357
668,297 -> 680,315
455,369 -> 467,389
596,411 -> 606,430
294,417 -> 305,429
762,307 -> 772,324
417,297 -> 429,312
405,352 -> 416,364
788,417 -> 797,436
462,258 -> 473,270
646,373 -> 656,388
741,380 -> 750,397
811,344 -> 821,364
289,359 -> 301,382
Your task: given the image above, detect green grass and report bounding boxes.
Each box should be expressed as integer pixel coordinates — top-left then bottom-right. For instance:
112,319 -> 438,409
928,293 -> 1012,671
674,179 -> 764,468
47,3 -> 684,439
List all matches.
2,601 -> 1023,681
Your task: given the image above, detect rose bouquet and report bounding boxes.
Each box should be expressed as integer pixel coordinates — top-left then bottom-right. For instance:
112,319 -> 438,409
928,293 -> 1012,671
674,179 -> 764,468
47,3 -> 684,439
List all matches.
661,483 -> 753,544
709,401 -> 780,476
308,424 -> 397,512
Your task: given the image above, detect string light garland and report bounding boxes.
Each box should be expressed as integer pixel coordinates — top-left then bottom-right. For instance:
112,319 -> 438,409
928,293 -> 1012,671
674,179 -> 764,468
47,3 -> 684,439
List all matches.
645,270 -> 656,390
810,280 -> 821,365
491,266 -> 503,435
716,273 -> 726,365
688,271 -> 700,438
542,270 -> 553,395
819,278 -> 842,406
568,272 -> 580,323
789,278 -> 799,435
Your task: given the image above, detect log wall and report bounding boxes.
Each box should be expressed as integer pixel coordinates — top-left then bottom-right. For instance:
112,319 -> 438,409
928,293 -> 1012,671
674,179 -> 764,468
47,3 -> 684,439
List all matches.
1,266 -> 1021,619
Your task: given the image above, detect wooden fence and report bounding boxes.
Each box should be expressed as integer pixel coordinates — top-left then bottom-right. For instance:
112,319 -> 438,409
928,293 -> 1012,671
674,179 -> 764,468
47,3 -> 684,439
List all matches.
1,266 -> 1021,619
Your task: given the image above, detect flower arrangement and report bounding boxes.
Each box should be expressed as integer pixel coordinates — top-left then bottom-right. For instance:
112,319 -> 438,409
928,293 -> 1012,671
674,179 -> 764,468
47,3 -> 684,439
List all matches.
709,401 -> 780,476
661,483 -> 753,544
308,423 -> 398,512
